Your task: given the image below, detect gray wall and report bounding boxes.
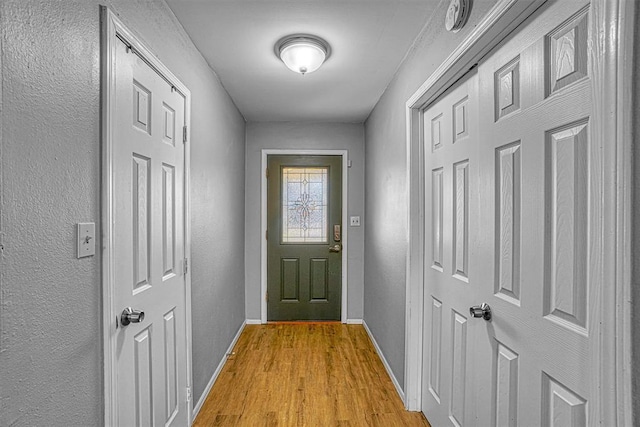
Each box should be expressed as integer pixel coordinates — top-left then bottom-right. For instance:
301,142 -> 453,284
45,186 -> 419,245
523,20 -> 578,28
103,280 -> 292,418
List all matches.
245,122 -> 365,321
362,0 -> 498,389
633,1 -> 639,422
0,1 -> 246,424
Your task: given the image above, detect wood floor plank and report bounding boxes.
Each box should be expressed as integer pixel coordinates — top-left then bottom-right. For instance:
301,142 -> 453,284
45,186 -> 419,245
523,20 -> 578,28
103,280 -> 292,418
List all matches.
193,323 -> 430,427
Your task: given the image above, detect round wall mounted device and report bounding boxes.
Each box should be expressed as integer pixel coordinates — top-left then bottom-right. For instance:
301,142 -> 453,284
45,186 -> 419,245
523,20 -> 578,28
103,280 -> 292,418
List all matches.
445,0 -> 471,33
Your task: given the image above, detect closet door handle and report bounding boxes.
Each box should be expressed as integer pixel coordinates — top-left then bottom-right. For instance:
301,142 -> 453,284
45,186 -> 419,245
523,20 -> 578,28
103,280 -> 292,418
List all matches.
469,303 -> 491,321
121,307 -> 145,326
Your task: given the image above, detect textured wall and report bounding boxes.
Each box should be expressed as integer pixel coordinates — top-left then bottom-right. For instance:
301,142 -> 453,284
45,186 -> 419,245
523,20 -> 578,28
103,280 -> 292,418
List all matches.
1,2 -> 102,424
245,122 -> 365,321
0,1 -> 245,424
362,0 -> 498,390
633,1 -> 639,422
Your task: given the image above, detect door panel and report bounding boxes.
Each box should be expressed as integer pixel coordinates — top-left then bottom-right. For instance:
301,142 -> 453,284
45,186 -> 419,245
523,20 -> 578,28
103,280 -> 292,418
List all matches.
421,72 -> 483,426
422,1 -> 598,426
477,2 -> 594,425
114,39 -> 188,426
267,155 -> 342,321
494,142 -> 521,305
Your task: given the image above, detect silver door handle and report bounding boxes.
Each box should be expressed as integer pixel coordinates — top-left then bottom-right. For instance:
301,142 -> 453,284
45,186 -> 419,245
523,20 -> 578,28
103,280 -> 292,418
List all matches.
469,303 -> 491,321
121,307 -> 145,326
329,244 -> 342,253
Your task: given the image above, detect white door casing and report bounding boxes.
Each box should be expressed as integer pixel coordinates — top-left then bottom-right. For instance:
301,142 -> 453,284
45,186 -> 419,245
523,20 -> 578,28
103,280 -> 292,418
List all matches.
405,0 -> 634,424
102,8 -> 193,426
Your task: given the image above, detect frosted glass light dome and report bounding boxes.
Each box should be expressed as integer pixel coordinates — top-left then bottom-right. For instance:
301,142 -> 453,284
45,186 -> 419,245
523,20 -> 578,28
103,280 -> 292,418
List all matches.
276,35 -> 331,75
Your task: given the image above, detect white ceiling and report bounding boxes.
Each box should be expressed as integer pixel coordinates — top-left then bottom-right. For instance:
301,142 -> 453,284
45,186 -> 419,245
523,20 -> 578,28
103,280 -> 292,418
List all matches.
166,0 -> 438,123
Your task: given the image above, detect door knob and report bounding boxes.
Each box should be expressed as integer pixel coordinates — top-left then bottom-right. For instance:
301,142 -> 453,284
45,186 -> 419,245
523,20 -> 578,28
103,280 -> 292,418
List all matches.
329,244 -> 342,253
121,307 -> 145,326
469,303 -> 492,321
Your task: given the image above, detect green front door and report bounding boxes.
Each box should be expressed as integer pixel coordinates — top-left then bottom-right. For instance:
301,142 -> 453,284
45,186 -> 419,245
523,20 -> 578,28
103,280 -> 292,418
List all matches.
267,155 -> 342,321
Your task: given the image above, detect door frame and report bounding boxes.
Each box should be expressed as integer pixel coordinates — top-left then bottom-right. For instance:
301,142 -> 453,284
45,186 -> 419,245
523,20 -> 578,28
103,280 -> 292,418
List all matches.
261,149 -> 349,324
403,0 -> 635,423
100,7 -> 194,425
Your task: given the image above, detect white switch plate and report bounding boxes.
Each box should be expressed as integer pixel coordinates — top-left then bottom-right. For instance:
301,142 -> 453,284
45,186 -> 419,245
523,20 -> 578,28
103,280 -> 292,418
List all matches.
77,223 -> 95,258
350,216 -> 361,227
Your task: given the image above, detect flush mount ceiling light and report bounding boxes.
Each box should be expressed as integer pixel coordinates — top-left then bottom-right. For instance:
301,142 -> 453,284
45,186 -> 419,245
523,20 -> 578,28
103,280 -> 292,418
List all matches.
275,34 -> 331,75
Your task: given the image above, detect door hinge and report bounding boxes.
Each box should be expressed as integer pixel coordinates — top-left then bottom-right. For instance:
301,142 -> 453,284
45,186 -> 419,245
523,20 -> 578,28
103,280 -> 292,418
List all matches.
266,291 -> 269,302
183,126 -> 188,143
186,387 -> 192,403
265,229 -> 268,240
266,168 -> 270,179
183,258 -> 189,275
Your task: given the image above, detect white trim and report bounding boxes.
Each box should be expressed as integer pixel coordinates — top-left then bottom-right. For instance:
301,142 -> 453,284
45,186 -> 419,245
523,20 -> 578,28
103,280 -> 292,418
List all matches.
598,0 -> 635,423
183,60 -> 194,427
260,149 -> 349,324
346,319 -> 363,325
191,321 -> 247,422
616,1 -> 635,423
101,9 -> 117,423
245,319 -> 262,325
404,106 -> 424,412
363,321 -> 405,404
403,0 -> 547,411
404,0 -> 633,419
100,7 -> 193,425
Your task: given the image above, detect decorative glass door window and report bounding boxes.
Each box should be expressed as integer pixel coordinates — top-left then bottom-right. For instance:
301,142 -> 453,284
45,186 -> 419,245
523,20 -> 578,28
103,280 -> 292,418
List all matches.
281,167 -> 328,243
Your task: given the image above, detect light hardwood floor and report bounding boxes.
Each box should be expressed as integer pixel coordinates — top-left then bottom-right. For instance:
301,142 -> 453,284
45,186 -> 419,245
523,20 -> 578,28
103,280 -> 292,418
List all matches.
193,323 -> 430,427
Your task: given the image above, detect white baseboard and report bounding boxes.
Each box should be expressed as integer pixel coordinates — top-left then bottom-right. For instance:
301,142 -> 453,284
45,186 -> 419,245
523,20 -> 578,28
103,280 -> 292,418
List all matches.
245,319 -> 262,325
362,320 -> 406,405
346,318 -> 363,324
191,320 -> 247,422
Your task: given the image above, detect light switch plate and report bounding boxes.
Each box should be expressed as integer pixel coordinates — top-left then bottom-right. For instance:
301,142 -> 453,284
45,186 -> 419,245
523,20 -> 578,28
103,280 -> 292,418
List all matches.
350,216 -> 361,227
77,223 -> 95,258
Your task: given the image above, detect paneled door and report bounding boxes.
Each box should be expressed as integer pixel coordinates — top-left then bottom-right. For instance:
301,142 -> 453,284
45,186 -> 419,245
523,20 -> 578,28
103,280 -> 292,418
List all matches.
422,0 -> 601,425
267,155 -> 342,321
112,37 -> 189,426
421,70 -> 484,426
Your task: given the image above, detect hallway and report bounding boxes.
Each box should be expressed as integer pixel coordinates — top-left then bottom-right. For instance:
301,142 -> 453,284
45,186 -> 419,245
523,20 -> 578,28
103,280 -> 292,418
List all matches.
0,0 -> 636,425
193,323 -> 429,427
